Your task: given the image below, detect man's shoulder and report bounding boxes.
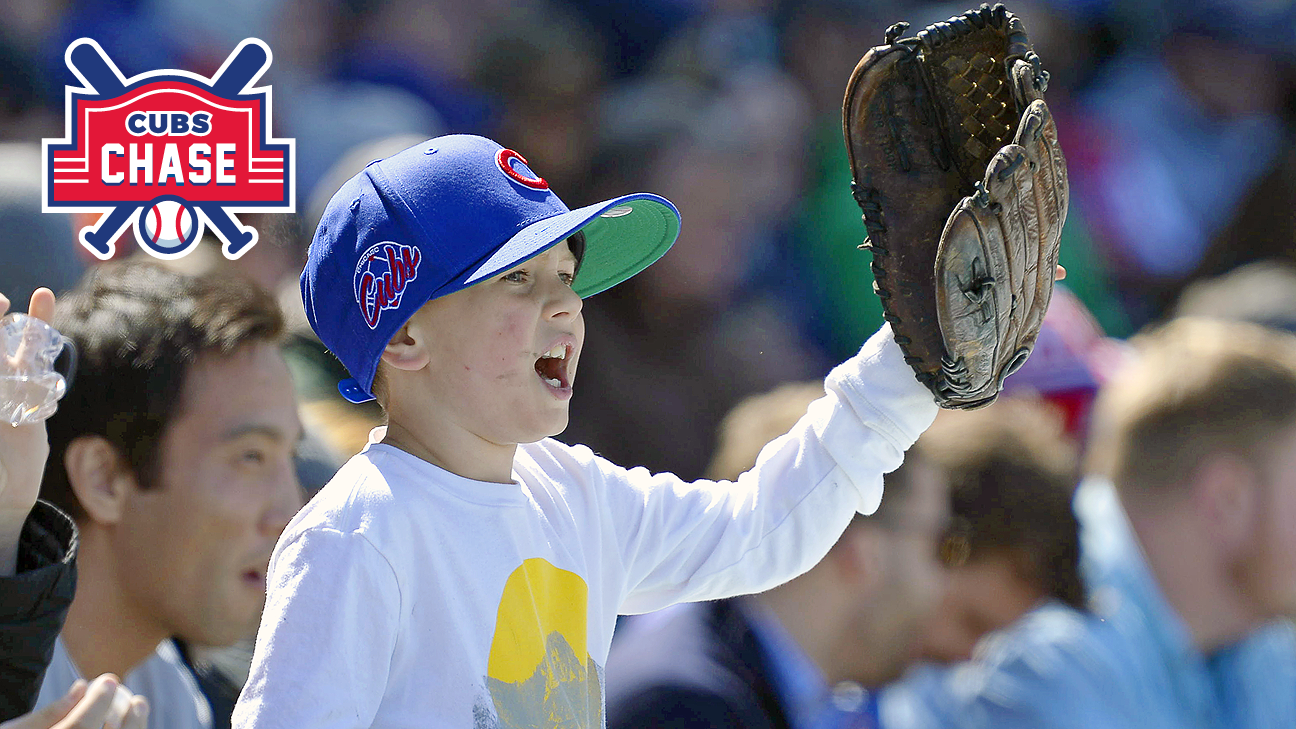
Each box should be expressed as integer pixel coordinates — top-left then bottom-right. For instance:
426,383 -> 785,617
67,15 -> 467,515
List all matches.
973,601 -> 1105,663
924,602 -> 1138,727
606,601 -> 783,723
966,602 -> 1126,685
39,638 -> 213,729
126,641 -> 213,729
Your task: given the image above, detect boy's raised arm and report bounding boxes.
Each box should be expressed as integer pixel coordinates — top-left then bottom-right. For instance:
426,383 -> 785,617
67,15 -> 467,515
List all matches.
594,323 -> 936,614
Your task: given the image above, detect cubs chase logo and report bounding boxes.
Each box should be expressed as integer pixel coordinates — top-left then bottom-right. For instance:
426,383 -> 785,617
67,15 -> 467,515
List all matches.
41,38 -> 295,260
354,242 -> 421,329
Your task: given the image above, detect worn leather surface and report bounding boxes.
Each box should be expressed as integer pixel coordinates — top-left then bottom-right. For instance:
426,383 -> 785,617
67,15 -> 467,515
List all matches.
843,3 -> 1068,409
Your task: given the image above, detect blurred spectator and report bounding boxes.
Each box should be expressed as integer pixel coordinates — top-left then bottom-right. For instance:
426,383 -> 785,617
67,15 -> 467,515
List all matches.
0,31 -> 60,142
1065,1 -> 1295,325
1173,259 -> 1296,335
2,675 -> 148,729
606,381 -> 952,728
1,288 -> 152,729
33,262 -> 304,729
1000,285 -> 1130,440
907,400 -> 1084,667
888,317 -> 1296,728
563,66 -> 828,479
472,1 -> 607,204
284,82 -> 445,206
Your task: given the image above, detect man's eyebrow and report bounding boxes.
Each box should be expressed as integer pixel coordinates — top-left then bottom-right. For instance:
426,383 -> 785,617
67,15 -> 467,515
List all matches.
222,422 -> 306,444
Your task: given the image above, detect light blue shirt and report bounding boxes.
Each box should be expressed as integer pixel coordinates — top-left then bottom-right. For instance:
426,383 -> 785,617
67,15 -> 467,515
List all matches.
881,478 -> 1296,729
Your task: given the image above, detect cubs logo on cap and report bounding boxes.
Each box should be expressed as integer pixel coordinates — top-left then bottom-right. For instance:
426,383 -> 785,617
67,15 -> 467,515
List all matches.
354,242 -> 421,329
495,149 -> 548,190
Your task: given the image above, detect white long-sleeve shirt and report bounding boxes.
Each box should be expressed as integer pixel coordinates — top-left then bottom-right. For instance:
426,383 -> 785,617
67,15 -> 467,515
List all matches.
233,325 -> 936,728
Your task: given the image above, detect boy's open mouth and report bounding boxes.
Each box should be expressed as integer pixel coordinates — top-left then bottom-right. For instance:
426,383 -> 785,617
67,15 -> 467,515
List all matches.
535,343 -> 572,390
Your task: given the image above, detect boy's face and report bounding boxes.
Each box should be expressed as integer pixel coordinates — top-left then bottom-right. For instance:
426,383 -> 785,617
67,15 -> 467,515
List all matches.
401,242 -> 583,446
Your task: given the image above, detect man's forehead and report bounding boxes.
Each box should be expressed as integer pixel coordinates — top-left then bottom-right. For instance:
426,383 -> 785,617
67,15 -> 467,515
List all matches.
171,343 -> 300,437
890,458 -> 952,530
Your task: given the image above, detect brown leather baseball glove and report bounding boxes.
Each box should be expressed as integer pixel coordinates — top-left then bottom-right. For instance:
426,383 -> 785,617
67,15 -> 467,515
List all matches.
843,3 -> 1068,409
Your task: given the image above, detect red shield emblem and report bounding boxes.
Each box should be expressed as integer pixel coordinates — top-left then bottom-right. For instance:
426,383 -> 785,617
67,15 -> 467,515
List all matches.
42,38 -> 295,260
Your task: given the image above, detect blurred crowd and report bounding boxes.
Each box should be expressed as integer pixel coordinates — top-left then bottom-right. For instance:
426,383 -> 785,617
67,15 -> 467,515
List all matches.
2,0 -> 1296,727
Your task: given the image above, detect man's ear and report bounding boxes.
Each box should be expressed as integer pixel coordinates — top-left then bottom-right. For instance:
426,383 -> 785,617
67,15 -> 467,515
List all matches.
832,524 -> 887,595
1193,452 -> 1260,555
380,320 -> 430,372
63,435 -> 135,525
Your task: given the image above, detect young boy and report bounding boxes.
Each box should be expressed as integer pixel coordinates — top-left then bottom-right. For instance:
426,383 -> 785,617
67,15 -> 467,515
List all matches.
232,134 -> 937,728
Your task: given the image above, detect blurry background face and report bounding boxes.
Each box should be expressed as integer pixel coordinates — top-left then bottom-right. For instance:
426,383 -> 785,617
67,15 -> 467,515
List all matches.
113,342 -> 303,648
1238,422 -> 1296,620
921,553 -> 1047,664
847,459 -> 951,684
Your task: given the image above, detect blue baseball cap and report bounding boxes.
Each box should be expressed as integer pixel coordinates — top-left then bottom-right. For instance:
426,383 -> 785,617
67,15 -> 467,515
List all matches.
301,134 -> 681,404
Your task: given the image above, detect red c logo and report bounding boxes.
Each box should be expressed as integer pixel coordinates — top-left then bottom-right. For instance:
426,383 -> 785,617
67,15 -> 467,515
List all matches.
495,149 -> 549,190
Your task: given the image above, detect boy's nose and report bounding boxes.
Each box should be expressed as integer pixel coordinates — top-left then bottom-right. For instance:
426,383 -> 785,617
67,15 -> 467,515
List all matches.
544,278 -> 583,320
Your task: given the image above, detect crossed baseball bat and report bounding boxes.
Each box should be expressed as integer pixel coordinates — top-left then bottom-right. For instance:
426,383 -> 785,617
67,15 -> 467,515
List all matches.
72,40 -> 265,258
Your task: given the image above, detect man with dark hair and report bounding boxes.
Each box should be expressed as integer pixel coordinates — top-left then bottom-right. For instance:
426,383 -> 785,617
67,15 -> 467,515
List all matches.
31,262 -> 304,729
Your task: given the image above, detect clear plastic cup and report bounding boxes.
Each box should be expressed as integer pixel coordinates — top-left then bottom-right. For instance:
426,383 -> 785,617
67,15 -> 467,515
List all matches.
0,313 -> 73,427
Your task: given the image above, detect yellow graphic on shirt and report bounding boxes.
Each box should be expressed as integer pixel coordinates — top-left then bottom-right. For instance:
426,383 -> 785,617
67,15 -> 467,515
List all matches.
479,558 -> 603,728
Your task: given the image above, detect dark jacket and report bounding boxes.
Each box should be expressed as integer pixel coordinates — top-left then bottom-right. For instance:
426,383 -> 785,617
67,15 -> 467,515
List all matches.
0,500 -> 77,722
605,599 -> 792,729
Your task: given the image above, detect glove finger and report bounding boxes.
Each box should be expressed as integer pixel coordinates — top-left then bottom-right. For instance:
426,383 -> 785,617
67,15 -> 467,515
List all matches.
1009,57 -> 1045,110
1011,100 -> 1067,350
933,187 -> 1015,406
1013,99 -> 1068,242
985,143 -> 1039,347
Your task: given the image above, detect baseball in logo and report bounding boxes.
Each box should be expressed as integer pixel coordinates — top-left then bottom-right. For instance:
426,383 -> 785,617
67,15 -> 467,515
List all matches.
354,242 -> 421,329
41,38 -> 295,260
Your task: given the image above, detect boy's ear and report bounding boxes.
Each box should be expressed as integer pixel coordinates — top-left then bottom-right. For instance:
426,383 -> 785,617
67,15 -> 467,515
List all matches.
380,320 -> 431,372
63,435 -> 135,525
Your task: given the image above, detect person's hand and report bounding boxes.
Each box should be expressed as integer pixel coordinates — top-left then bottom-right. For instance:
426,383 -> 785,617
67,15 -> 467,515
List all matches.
0,674 -> 148,729
0,288 -> 56,576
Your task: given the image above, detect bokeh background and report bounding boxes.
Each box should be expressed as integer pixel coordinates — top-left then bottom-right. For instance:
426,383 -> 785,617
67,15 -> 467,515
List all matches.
2,0 -> 1294,480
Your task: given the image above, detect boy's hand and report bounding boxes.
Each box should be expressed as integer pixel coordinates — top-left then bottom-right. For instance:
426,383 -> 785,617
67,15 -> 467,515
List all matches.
0,288 -> 57,576
0,675 -> 149,729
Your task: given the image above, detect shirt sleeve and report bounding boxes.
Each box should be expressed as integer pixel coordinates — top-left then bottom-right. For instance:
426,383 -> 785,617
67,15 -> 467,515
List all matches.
598,325 -> 937,614
233,527 -> 400,729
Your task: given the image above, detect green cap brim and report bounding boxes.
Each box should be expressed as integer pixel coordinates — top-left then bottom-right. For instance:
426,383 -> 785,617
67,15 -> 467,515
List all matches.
571,195 -> 681,298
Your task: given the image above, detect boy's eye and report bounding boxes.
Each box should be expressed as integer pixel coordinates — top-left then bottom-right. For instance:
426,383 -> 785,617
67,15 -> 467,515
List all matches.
241,449 -> 267,465
502,270 -> 528,283
559,272 -> 575,286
